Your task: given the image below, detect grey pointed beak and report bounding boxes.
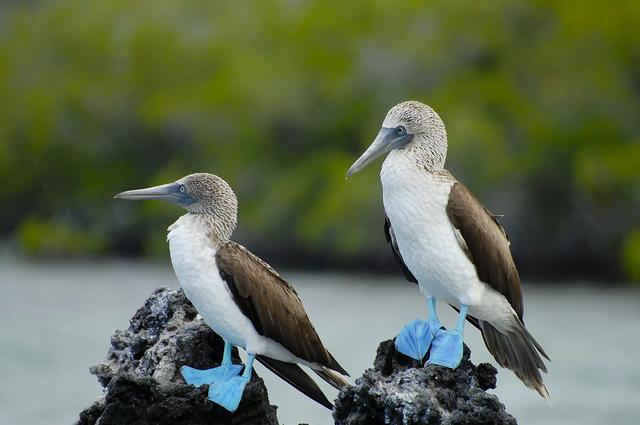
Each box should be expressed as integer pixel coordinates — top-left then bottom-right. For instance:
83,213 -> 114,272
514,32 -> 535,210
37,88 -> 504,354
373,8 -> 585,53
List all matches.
114,182 -> 194,207
346,127 -> 413,178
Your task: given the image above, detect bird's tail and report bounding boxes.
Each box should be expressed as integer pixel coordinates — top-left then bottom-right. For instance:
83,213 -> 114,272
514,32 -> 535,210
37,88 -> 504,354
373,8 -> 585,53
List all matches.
312,366 -> 350,390
479,318 -> 551,401
255,355 -> 333,409
325,352 -> 350,377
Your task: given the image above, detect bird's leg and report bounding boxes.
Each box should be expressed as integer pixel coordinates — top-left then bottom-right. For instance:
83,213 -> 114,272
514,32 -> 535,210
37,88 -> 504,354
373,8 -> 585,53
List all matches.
180,340 -> 244,387
455,304 -> 468,333
220,339 -> 235,366
428,304 -> 468,369
394,296 -> 443,362
242,353 -> 255,380
208,353 -> 255,412
427,296 -> 442,329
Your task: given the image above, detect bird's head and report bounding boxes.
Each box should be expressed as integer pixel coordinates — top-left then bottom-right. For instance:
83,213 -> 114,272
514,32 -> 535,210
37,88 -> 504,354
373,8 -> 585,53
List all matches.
114,173 -> 238,231
346,101 -> 448,177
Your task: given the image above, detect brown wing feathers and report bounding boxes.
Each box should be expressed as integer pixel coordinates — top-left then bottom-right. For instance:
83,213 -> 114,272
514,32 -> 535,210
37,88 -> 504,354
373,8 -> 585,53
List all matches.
255,355 -> 334,409
385,215 -> 418,284
385,179 -> 549,398
216,242 -> 348,376
446,182 -> 524,318
446,181 -> 549,398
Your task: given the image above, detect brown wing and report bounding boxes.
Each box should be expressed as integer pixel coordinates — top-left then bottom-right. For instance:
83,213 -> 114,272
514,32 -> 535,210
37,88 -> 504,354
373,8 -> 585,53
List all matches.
384,213 -> 418,284
255,355 -> 333,409
216,241 -> 348,375
446,181 -> 523,318
447,181 -> 550,399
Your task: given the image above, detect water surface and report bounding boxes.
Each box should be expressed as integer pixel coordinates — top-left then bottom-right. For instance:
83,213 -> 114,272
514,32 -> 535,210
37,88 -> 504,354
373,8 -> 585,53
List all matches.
1,260 -> 638,424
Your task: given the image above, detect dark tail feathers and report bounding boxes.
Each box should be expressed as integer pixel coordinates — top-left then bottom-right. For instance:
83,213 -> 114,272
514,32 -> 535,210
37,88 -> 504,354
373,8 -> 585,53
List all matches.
255,355 -> 333,409
479,319 -> 551,400
312,367 -> 349,390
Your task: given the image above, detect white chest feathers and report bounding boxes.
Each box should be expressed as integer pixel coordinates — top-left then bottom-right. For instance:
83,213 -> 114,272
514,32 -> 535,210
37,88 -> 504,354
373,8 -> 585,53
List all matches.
380,152 -> 484,306
166,214 -> 258,348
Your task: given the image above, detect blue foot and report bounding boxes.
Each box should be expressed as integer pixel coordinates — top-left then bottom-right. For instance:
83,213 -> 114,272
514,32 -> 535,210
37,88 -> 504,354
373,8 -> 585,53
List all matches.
395,318 -> 442,361
180,364 -> 243,387
427,328 -> 464,368
208,375 -> 250,412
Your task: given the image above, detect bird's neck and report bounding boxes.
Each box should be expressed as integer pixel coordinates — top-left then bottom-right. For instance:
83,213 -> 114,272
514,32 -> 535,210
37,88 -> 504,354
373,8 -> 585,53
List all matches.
169,212 -> 236,247
205,209 -> 237,245
405,134 -> 448,172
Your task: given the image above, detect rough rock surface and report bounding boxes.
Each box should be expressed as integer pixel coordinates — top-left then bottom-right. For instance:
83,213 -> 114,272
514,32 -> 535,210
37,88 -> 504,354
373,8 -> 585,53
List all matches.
333,339 -> 517,425
77,286 -> 278,425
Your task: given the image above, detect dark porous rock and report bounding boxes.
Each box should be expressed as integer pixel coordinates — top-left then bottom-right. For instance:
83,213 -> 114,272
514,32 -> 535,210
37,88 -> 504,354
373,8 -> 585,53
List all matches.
78,286 -> 278,425
334,339 -> 516,425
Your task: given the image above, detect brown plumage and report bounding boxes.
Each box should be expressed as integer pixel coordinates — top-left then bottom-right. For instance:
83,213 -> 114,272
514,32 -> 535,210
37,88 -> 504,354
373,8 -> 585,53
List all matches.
255,356 -> 334,409
350,100 -> 550,400
447,181 -> 549,398
385,180 -> 550,399
446,182 -> 524,317
384,215 -> 418,284
216,241 -> 349,381
115,172 -> 348,410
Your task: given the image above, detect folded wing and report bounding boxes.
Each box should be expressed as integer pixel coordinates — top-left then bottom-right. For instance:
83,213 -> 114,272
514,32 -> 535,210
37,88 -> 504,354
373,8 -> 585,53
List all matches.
216,241 -> 348,376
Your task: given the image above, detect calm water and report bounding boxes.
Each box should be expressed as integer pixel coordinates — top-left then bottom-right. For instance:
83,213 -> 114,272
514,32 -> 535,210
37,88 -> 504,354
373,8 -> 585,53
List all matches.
1,260 -> 639,425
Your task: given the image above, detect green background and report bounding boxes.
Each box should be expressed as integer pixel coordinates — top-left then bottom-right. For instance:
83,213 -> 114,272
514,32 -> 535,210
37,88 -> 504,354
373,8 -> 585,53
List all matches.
1,0 -> 639,280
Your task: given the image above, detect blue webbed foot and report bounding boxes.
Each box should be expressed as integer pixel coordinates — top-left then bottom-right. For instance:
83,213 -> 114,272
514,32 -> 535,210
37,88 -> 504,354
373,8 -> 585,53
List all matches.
427,328 -> 464,369
208,375 -> 250,412
180,364 -> 243,387
395,318 -> 442,361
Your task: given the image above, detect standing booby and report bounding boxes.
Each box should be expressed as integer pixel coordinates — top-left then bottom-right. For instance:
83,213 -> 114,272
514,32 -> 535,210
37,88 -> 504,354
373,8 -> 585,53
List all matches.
346,101 -> 550,399
115,173 -> 348,412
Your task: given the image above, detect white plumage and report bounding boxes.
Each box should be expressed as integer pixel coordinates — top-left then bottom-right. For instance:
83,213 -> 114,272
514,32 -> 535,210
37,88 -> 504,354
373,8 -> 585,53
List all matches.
381,150 -> 517,331
115,172 -> 349,410
347,101 -> 549,398
168,214 -> 258,349
167,214 -> 321,366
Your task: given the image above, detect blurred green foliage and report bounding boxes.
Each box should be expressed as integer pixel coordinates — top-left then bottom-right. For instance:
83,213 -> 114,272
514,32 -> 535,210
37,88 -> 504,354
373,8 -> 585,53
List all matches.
622,229 -> 640,281
0,0 -> 638,280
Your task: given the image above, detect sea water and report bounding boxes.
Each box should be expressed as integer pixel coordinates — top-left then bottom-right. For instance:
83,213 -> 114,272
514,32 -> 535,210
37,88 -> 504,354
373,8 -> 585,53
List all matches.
0,260 -> 638,425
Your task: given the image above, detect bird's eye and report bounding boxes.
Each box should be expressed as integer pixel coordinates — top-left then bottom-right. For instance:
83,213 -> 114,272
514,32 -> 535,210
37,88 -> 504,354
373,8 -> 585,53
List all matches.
179,185 -> 186,193
396,126 -> 406,135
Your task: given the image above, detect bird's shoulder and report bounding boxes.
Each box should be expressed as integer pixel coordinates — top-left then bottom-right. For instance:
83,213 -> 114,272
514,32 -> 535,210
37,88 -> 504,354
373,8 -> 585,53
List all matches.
431,168 -> 456,180
444,176 -> 510,242
411,168 -> 458,193
384,213 -> 418,284
215,241 -> 299,297
445,176 -> 522,317
216,241 -> 345,370
218,241 -> 279,275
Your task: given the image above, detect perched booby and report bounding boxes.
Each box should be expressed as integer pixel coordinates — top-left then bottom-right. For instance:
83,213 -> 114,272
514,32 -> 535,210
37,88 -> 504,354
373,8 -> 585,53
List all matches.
346,101 -> 550,399
115,173 -> 348,412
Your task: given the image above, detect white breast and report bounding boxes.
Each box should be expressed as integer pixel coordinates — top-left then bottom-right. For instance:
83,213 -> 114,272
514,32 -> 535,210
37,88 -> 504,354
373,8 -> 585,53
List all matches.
167,215 -> 260,350
380,151 -> 485,307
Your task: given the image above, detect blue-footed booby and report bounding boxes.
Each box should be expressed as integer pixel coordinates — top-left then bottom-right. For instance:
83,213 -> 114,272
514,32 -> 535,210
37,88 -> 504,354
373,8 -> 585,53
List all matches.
346,101 -> 550,399
115,173 -> 348,412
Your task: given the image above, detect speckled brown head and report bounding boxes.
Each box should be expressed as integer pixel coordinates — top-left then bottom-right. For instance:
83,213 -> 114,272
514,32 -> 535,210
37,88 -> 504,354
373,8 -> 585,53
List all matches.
347,101 -> 448,176
114,173 -> 238,237
176,173 -> 238,216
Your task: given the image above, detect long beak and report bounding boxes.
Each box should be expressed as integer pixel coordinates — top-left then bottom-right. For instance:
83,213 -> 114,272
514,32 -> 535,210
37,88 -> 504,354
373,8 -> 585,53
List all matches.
346,127 -> 412,178
114,182 -> 194,207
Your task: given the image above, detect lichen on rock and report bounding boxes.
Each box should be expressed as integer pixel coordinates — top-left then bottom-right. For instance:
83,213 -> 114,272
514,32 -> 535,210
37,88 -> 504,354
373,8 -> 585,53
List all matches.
77,286 -> 278,425
78,286 -> 518,425
333,339 -> 516,425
